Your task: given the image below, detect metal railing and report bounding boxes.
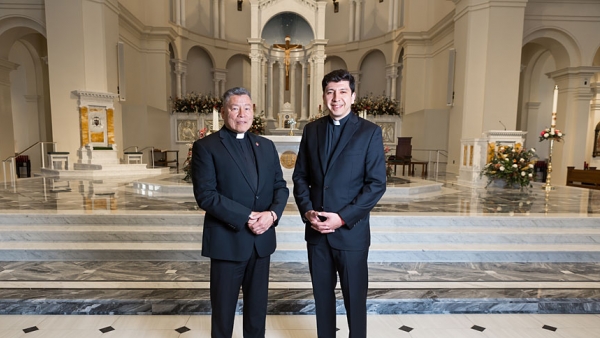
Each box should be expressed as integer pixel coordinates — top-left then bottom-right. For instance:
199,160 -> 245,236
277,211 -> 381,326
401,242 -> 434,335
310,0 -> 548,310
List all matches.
412,148 -> 449,180
2,141 -> 56,185
138,146 -> 155,168
123,146 -> 139,152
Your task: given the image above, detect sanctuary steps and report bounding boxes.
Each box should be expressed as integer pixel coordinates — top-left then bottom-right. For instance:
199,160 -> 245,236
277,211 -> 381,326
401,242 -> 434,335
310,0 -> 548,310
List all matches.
0,212 -> 599,315
1,214 -> 599,262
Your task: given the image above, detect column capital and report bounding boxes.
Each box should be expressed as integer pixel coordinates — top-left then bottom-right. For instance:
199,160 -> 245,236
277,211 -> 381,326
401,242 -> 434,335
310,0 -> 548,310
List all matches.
547,66 -> 600,100
386,64 -> 400,78
170,59 -> 188,73
212,68 -> 228,81
0,58 -> 19,72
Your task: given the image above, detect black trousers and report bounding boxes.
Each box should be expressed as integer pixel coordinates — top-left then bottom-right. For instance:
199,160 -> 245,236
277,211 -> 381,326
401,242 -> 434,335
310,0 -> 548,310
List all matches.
307,237 -> 369,338
210,248 -> 271,338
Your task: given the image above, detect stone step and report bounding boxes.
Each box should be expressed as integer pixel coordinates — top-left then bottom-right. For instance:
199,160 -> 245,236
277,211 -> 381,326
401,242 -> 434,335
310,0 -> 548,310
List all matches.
0,287 -> 598,315
1,213 -> 599,229
1,225 -> 600,245
1,241 -> 600,262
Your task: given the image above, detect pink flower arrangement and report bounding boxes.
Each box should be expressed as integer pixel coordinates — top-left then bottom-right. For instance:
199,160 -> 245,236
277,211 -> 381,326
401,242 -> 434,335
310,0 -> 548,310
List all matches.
539,128 -> 565,142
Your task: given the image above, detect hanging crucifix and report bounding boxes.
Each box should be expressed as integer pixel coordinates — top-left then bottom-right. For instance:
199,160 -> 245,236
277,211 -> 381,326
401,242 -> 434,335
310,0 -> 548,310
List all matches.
273,36 -> 302,91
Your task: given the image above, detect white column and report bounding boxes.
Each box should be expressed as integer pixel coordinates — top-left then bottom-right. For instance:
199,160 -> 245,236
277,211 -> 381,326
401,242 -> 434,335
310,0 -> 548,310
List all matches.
171,59 -> 187,98
311,41 -> 327,117
301,61 -> 308,120
290,61 -> 297,110
260,58 -> 266,114
248,38 -> 263,112
350,71 -> 361,97
388,0 -> 399,32
278,62 -> 285,116
354,0 -> 362,41
213,79 -> 219,96
349,1 -> 356,42
174,0 -> 181,26
212,0 -> 219,38
267,60 -> 274,120
386,64 -> 399,99
309,57 -> 316,116
180,0 -> 185,27
219,0 -> 225,40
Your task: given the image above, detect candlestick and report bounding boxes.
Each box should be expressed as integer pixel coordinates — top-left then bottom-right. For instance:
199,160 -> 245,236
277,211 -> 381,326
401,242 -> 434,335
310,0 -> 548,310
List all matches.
212,107 -> 219,131
543,137 -> 555,191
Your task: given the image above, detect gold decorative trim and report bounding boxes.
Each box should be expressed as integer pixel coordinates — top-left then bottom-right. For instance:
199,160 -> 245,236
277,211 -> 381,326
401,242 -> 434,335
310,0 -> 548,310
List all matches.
80,107 -> 89,146
107,108 -> 115,145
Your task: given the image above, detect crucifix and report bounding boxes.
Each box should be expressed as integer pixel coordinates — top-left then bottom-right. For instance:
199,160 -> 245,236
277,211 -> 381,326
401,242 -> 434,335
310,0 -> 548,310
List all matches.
273,36 -> 302,90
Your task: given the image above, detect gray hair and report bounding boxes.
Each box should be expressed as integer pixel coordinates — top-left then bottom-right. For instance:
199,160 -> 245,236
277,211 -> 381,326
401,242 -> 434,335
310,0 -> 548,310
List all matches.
222,87 -> 252,106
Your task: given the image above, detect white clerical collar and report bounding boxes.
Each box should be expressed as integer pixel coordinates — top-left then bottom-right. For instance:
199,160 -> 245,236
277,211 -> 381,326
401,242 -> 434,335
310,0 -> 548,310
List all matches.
333,120 -> 341,126
236,133 -> 245,139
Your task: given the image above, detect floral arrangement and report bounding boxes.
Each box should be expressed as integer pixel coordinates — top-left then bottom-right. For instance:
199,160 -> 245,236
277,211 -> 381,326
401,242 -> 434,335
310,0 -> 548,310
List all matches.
182,127 -> 208,182
352,94 -> 401,117
481,143 -> 538,189
539,128 -> 565,142
171,92 -> 222,113
249,111 -> 266,135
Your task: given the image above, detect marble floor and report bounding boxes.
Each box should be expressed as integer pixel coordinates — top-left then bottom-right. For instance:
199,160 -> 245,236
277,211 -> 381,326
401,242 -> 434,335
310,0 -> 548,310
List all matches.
1,314 -> 600,337
0,172 -> 599,335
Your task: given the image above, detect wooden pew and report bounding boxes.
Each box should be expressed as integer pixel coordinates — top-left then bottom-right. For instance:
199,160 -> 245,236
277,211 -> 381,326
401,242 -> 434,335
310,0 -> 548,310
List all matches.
566,167 -> 600,190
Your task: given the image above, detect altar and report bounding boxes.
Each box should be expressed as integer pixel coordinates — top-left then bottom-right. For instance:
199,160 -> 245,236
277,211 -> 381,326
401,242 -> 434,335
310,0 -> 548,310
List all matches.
263,135 -> 301,183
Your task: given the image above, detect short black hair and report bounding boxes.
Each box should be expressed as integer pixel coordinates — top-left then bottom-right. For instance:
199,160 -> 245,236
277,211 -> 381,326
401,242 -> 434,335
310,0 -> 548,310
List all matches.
222,87 -> 252,106
321,69 -> 355,93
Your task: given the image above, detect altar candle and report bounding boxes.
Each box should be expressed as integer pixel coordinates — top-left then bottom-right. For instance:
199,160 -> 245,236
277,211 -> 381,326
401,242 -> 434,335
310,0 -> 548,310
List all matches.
551,85 -> 558,130
552,85 -> 558,114
213,107 -> 219,131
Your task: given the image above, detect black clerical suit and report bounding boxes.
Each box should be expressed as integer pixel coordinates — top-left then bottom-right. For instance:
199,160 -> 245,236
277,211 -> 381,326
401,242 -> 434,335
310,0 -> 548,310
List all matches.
292,112 -> 387,338
192,127 -> 289,338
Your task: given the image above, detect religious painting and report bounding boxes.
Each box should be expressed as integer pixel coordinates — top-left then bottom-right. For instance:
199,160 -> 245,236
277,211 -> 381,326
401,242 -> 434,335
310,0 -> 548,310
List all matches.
87,107 -> 108,146
176,119 -> 199,143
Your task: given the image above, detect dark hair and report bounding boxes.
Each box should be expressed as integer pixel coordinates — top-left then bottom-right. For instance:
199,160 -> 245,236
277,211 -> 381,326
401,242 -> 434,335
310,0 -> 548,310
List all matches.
321,69 -> 355,93
222,87 -> 252,106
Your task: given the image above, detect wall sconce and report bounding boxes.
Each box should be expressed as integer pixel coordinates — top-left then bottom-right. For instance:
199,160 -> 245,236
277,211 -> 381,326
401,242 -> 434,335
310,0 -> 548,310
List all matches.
237,0 -> 243,11
333,0 -> 339,13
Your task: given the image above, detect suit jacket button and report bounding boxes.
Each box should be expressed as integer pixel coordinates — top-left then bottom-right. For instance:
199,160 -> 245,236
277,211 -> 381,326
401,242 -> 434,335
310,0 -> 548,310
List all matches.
256,196 -> 259,199
324,186 -> 329,189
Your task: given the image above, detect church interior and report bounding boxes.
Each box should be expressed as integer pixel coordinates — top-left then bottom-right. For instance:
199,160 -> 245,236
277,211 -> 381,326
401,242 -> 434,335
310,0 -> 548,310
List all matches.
1,0 -> 600,337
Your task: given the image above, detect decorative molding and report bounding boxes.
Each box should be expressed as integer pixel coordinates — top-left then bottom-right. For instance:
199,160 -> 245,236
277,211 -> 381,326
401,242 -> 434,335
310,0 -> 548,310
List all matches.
483,130 -> 528,138
74,91 -> 118,109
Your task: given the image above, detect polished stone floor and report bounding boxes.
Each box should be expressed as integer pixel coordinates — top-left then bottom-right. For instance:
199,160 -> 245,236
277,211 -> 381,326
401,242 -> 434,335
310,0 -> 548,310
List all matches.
1,173 -> 599,215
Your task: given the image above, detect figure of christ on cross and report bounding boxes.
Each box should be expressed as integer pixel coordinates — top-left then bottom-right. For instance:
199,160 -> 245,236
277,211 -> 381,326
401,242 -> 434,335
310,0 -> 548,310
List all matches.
273,36 -> 302,90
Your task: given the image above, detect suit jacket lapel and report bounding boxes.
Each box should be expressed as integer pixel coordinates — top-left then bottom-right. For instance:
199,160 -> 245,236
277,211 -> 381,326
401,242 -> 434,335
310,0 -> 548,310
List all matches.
219,129 -> 257,192
317,118 -> 328,174
248,133 -> 263,192
327,113 -> 359,172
